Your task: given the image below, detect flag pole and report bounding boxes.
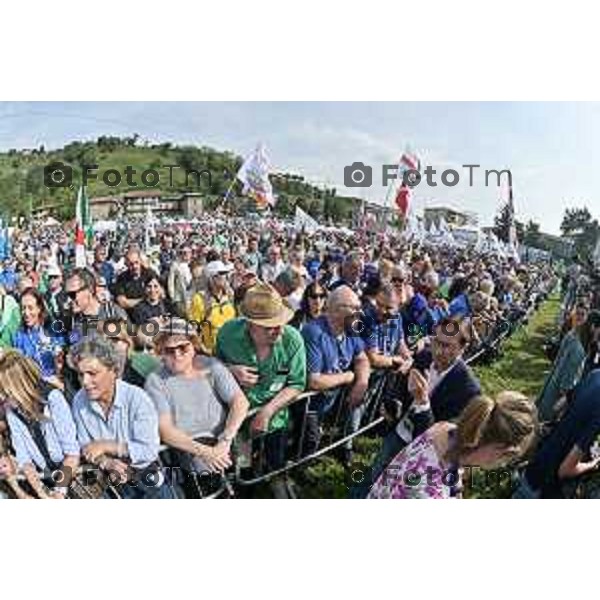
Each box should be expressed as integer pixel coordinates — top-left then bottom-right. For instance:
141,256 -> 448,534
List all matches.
221,177 -> 237,209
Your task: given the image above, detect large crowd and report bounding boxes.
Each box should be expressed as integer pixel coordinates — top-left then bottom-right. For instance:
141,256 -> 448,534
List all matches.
0,211 -> 597,499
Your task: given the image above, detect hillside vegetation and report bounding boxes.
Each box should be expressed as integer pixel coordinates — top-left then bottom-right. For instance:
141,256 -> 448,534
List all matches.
0,136 -> 360,222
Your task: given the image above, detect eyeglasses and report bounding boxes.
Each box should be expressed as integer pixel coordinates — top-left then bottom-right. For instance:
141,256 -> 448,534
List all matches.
163,342 -> 192,356
67,286 -> 88,300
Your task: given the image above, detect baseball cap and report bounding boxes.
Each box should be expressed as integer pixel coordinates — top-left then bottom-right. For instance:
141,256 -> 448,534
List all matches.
204,260 -> 234,278
47,265 -> 62,278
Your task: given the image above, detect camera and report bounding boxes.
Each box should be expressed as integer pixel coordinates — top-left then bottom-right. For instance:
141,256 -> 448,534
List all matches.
344,162 -> 372,187
44,161 -> 73,188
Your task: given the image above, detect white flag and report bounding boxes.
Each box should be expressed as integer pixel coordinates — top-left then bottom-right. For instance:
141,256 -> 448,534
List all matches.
236,143 -> 276,208
294,206 -> 319,233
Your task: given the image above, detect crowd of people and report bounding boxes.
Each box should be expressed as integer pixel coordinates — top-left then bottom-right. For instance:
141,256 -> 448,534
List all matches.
0,210 -> 586,499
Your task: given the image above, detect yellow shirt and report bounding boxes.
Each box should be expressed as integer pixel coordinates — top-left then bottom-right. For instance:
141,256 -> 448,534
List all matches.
188,292 -> 236,354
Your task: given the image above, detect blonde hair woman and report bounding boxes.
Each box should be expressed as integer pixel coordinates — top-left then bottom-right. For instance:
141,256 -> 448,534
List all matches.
0,351 -> 79,498
367,392 -> 537,499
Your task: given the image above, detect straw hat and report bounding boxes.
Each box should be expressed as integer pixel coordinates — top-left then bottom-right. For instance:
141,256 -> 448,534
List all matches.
240,282 -> 294,328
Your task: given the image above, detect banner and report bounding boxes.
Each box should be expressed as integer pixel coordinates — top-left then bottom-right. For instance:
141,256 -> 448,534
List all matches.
236,143 -> 276,208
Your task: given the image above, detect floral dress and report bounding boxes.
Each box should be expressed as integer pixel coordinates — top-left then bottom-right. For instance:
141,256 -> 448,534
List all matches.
368,428 -> 459,499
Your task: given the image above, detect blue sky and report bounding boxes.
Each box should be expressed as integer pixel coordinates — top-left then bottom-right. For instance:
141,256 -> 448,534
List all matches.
0,101 -> 598,234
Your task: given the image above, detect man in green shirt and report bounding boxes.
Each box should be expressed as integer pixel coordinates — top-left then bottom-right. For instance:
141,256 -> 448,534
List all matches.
216,282 -> 306,476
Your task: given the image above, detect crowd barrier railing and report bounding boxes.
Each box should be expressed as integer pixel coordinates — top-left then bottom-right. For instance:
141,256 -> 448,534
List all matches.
0,287 -> 551,499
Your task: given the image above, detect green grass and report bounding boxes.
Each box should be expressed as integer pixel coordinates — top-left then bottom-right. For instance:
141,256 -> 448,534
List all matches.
294,296 -> 562,499
473,296 -> 561,398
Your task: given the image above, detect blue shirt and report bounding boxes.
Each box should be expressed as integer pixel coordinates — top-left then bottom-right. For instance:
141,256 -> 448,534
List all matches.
448,293 -> 471,318
0,268 -> 17,292
428,304 -> 448,327
95,261 -> 116,286
360,304 -> 404,356
12,325 -> 65,378
6,389 -> 80,470
403,294 -> 435,339
71,379 -> 160,468
302,315 -> 365,374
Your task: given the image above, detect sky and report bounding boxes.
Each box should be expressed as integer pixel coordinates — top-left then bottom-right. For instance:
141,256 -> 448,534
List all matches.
0,101 -> 598,234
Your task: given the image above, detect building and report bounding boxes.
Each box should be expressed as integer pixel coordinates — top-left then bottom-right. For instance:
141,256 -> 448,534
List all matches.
424,206 -> 478,229
89,191 -> 204,220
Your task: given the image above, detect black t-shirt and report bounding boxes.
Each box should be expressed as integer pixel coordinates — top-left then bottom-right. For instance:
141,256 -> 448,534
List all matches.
114,267 -> 157,302
130,299 -> 172,325
526,370 -> 600,491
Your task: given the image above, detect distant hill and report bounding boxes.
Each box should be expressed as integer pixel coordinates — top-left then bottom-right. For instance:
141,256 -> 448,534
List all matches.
0,136 -> 360,223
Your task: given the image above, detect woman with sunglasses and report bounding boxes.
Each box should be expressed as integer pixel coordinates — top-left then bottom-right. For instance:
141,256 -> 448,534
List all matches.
145,318 -> 249,497
290,281 -> 327,330
12,288 -> 65,390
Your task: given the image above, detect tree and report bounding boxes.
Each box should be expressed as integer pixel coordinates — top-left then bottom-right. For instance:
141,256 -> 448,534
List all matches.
523,220 -> 542,247
493,202 -> 514,243
560,206 -> 599,260
126,133 -> 140,147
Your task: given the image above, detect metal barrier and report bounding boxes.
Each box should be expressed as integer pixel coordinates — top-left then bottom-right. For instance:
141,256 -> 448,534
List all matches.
0,290 -> 550,499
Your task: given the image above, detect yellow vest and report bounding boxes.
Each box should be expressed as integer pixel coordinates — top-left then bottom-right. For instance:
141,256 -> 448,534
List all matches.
188,292 -> 236,354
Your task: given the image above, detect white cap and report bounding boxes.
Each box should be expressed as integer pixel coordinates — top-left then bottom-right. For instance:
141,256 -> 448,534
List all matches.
46,265 -> 62,277
204,260 -> 234,278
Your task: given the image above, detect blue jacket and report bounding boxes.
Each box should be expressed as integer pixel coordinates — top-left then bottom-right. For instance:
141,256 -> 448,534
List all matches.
411,357 -> 481,437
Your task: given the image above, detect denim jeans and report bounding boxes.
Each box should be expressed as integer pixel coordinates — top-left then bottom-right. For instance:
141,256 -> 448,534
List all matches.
298,389 -> 343,457
252,429 -> 288,473
104,465 -> 177,499
511,475 -> 541,499
106,481 -> 175,499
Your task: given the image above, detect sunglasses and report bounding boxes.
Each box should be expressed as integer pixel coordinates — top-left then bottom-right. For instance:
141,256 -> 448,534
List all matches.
391,277 -> 405,284
163,342 -> 192,356
67,286 -> 88,300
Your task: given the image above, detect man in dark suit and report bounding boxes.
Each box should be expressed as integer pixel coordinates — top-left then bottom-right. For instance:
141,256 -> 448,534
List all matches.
350,316 -> 481,497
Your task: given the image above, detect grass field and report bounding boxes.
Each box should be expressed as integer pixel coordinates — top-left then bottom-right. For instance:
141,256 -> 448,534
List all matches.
473,296 -> 561,398
294,296 -> 562,499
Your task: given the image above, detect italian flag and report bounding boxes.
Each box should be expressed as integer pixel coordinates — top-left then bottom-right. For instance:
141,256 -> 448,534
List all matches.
74,186 -> 92,267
